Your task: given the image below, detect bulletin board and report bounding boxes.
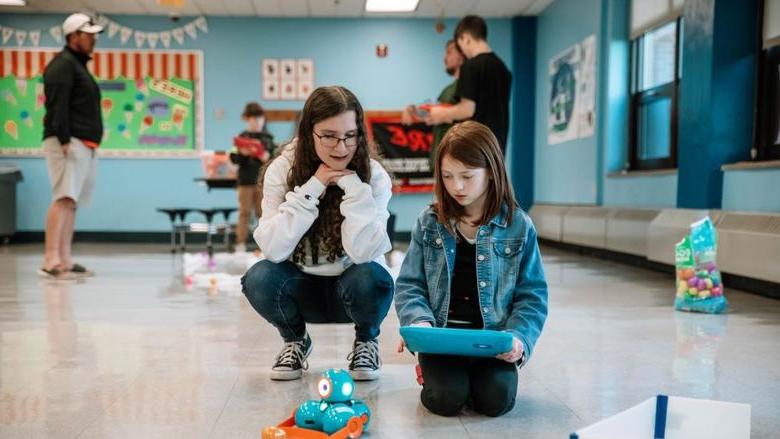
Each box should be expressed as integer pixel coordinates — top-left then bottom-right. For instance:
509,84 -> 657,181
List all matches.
0,48 -> 204,157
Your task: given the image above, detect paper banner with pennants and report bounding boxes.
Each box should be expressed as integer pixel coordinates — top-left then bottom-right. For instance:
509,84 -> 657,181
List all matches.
28,31 -> 40,47
48,26 -> 62,43
160,31 -> 171,48
108,21 -> 120,39
2,27 -> 13,44
14,30 -> 26,46
0,15 -> 208,48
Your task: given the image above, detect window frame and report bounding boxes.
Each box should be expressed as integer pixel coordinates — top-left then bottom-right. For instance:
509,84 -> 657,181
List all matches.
628,17 -> 682,171
756,44 -> 780,161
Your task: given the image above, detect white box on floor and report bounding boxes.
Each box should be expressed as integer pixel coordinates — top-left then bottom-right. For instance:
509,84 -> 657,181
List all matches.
570,394 -> 750,439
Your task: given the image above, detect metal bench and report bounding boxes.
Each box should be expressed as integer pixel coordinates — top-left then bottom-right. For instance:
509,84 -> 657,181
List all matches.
157,207 -> 237,255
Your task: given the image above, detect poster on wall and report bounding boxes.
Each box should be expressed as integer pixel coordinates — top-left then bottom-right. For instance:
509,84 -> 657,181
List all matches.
0,48 -> 203,157
548,44 -> 581,144
366,116 -> 433,193
261,58 -> 315,101
262,80 -> 279,100
577,35 -> 597,138
547,34 -> 597,145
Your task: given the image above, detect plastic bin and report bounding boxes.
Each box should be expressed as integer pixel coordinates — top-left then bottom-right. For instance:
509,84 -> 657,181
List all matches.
0,164 -> 23,243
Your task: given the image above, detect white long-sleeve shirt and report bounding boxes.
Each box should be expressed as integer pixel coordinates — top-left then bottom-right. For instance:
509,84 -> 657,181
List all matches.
253,143 -> 393,276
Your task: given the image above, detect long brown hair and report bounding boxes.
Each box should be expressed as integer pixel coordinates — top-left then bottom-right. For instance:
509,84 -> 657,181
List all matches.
432,121 -> 517,236
260,86 -> 373,265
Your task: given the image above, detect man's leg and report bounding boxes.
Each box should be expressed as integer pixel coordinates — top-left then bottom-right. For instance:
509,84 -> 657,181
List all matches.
58,199 -> 77,270
235,185 -> 253,248
43,198 -> 73,270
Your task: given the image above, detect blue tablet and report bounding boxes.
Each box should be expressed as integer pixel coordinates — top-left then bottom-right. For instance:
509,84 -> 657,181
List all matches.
400,326 -> 514,358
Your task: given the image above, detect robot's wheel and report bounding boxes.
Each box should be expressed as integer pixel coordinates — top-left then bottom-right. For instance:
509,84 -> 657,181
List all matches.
346,417 -> 363,438
261,426 -> 287,439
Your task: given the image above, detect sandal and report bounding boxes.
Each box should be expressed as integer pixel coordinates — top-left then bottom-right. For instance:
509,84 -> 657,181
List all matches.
68,263 -> 95,277
67,264 -> 95,278
38,266 -> 74,280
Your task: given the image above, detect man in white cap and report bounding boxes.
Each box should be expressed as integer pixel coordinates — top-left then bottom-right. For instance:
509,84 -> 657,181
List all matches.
39,13 -> 103,279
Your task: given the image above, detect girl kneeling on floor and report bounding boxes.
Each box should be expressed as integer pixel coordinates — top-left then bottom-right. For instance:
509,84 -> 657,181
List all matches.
395,120 -> 548,417
242,86 -> 394,382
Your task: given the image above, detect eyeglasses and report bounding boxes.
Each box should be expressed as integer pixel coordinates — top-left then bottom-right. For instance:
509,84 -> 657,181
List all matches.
313,131 -> 359,149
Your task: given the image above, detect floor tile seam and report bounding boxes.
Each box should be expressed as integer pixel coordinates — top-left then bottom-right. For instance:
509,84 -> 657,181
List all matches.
206,374 -> 239,439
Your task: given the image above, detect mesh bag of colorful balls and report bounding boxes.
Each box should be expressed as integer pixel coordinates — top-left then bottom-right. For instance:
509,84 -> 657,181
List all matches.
674,217 -> 728,314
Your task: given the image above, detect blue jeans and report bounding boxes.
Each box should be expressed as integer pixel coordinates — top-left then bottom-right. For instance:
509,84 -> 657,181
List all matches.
242,260 -> 394,342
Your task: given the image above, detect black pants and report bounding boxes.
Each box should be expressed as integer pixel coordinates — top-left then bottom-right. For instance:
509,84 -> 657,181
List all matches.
418,353 -> 518,417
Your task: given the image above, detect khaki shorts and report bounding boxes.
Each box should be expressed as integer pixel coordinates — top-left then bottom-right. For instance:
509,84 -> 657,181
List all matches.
43,136 -> 98,207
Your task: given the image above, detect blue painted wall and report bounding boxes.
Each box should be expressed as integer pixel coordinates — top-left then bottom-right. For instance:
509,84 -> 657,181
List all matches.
0,14 -> 513,232
603,174 -> 679,207
532,0 -> 774,213
676,0 -> 758,208
511,16 -> 536,211
598,0 -> 679,208
722,169 -> 780,211
533,0 -> 602,205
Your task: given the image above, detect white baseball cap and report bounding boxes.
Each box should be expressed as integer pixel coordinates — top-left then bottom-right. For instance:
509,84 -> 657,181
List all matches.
62,13 -> 104,36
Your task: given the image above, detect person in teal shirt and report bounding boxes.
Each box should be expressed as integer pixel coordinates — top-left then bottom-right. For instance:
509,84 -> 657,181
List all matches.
402,39 -> 464,168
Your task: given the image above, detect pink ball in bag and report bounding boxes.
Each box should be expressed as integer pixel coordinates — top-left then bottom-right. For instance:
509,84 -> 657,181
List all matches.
711,286 -> 723,297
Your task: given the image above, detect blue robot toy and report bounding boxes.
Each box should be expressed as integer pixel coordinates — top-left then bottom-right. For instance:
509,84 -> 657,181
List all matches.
294,368 -> 371,435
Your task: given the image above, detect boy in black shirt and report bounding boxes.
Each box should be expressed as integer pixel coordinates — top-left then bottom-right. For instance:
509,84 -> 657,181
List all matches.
425,15 -> 512,155
230,102 -> 276,252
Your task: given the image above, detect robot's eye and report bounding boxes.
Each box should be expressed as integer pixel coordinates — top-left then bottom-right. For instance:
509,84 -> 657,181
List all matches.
318,378 -> 331,397
341,382 -> 353,398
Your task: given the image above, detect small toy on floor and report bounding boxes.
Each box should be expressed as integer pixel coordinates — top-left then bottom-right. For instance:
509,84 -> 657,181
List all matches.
261,368 -> 370,439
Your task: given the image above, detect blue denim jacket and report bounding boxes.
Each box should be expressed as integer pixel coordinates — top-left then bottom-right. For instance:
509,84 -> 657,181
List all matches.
394,204 -> 549,361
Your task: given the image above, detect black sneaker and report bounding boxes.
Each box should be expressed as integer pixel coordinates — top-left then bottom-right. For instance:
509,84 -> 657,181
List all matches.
347,339 -> 381,381
270,333 -> 312,381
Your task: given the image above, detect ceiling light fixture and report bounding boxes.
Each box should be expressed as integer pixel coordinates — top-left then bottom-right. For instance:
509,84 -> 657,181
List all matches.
365,0 -> 419,13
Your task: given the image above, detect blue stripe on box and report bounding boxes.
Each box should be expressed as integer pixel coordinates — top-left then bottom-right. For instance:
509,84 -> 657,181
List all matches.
654,394 -> 669,439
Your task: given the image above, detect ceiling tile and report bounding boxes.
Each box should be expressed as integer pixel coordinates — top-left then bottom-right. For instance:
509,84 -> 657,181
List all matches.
279,0 -> 307,16
251,0 -> 282,16
310,0 -> 363,17
0,0 -> 553,18
523,0 -> 555,15
223,0 -> 255,16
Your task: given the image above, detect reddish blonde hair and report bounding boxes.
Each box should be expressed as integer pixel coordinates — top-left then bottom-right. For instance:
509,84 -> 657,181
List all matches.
432,121 -> 517,235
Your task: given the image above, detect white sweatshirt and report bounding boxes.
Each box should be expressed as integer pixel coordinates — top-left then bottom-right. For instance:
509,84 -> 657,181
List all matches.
253,143 -> 393,276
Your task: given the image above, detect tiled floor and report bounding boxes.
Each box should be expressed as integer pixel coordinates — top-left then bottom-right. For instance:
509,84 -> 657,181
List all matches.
0,243 -> 778,438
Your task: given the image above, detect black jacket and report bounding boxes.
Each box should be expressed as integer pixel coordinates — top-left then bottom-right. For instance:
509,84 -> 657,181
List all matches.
230,131 -> 277,186
43,46 -> 103,145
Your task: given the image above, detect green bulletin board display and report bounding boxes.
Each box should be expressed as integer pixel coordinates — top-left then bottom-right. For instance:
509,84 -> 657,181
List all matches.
0,75 -> 45,148
0,75 -> 196,155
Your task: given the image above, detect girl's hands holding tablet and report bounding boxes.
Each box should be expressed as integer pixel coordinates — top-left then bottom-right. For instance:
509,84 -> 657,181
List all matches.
496,336 -> 524,363
397,321 -> 433,353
